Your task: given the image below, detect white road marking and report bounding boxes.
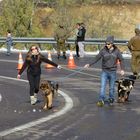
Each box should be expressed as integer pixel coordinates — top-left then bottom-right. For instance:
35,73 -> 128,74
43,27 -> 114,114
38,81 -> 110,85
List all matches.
0,59 -> 17,63
0,76 -> 73,137
0,93 -> 2,102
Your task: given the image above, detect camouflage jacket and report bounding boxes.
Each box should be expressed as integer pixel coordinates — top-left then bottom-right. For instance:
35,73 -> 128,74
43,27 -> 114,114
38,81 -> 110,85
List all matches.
128,35 -> 140,51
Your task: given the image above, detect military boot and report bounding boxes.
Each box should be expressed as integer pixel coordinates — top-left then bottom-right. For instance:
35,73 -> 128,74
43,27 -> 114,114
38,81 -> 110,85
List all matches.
63,52 -> 67,59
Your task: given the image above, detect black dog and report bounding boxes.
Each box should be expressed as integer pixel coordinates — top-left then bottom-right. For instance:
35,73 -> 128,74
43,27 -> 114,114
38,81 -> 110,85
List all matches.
116,78 -> 135,103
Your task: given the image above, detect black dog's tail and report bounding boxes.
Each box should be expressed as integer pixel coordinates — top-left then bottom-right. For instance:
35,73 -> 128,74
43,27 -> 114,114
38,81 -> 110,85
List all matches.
126,75 -> 137,80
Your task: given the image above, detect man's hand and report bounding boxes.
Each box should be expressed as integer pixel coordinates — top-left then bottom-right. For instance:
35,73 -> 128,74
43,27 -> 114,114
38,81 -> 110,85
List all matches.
57,65 -> 62,69
120,70 -> 125,76
84,64 -> 90,68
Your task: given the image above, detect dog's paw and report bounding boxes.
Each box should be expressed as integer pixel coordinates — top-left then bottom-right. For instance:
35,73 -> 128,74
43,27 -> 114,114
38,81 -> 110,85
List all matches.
42,105 -> 48,110
121,98 -> 125,103
48,105 -> 53,110
117,98 -> 122,103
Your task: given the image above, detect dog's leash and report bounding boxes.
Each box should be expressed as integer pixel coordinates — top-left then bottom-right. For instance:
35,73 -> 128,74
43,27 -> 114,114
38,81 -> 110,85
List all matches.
55,66 -> 99,82
57,67 -> 133,82
62,66 -> 100,77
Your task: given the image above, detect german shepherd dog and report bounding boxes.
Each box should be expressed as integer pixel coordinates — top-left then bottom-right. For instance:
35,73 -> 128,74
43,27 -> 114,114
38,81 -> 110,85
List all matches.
116,78 -> 135,103
40,80 -> 59,110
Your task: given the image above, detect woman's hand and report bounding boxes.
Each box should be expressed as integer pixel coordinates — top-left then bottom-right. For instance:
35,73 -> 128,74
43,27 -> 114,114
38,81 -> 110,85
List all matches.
17,74 -> 21,79
84,64 -> 90,68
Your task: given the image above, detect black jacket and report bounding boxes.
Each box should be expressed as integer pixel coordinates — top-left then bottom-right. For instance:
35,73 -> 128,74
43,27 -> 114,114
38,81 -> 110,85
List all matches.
77,27 -> 86,42
18,54 -> 58,75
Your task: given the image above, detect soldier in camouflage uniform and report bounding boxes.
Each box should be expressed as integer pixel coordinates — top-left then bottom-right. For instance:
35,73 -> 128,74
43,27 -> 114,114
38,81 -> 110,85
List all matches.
128,26 -> 140,79
54,25 -> 68,59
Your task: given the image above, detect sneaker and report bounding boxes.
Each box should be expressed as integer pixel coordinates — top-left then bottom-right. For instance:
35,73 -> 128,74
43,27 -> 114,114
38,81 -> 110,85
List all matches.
74,55 -> 79,59
97,100 -> 104,107
30,96 -> 37,105
108,98 -> 114,106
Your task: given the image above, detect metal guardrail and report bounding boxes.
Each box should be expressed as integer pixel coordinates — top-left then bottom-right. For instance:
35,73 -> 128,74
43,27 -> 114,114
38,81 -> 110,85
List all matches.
0,37 -> 129,45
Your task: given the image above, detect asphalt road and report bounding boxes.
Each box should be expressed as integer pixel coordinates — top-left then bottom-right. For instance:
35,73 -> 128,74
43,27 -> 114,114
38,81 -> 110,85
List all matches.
0,52 -> 140,140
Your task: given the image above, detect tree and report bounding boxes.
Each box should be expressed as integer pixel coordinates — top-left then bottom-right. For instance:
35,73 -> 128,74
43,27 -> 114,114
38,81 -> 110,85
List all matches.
49,5 -> 76,39
0,0 -> 41,37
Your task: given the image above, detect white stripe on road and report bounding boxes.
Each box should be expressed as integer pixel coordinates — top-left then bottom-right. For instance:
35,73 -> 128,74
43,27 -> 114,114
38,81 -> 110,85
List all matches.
0,59 -> 17,63
0,76 -> 73,137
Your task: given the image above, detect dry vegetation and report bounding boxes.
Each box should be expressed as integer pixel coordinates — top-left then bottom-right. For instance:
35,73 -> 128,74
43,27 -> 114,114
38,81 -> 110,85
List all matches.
38,4 -> 140,40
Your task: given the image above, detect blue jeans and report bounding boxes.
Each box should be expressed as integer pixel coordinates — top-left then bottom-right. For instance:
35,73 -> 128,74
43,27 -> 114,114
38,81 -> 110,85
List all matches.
7,44 -> 11,55
99,71 -> 116,101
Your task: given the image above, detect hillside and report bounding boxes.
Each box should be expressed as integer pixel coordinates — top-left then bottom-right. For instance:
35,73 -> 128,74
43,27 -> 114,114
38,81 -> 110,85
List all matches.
37,3 -> 140,39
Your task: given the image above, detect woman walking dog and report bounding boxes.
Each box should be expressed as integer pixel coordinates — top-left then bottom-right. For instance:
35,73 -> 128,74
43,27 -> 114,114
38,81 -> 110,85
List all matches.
17,45 -> 61,105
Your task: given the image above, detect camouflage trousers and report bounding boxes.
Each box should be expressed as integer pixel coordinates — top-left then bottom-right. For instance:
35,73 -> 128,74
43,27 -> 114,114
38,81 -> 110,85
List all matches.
56,40 -> 66,55
131,51 -> 140,74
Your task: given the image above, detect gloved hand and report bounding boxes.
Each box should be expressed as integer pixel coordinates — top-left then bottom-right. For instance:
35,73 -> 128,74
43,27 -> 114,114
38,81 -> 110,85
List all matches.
57,65 -> 62,69
84,64 -> 90,68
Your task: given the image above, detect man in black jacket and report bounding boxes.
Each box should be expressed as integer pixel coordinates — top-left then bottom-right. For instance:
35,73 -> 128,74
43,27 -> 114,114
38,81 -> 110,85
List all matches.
76,23 -> 86,58
75,23 -> 80,58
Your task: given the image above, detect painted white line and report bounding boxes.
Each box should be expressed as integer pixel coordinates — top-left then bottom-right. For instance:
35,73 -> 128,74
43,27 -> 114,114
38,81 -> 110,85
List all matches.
0,76 -> 28,82
0,59 -> 17,63
0,76 -> 73,137
0,93 -> 2,102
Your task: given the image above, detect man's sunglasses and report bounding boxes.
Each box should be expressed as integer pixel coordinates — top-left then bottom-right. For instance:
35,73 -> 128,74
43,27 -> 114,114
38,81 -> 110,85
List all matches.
31,47 -> 37,51
106,43 -> 112,45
